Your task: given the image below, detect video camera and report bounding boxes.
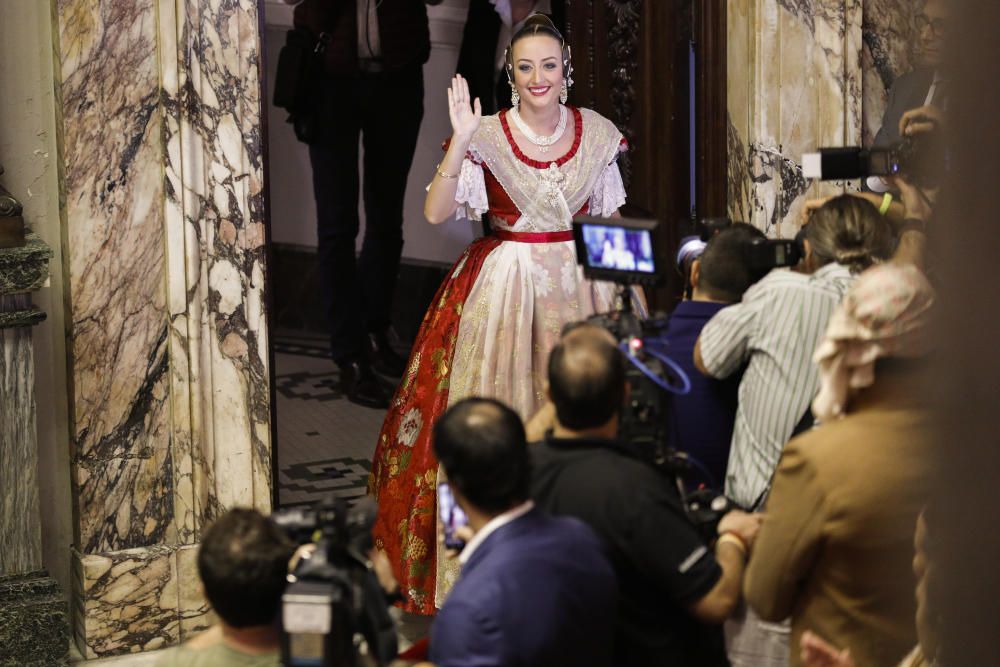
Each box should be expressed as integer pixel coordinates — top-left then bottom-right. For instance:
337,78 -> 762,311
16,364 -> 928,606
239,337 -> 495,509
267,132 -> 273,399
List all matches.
272,495 -> 397,667
676,217 -> 803,287
802,131 -> 944,187
573,216 -> 733,537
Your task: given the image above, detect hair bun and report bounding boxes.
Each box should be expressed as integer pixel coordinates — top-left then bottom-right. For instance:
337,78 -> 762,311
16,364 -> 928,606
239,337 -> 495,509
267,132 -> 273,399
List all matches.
835,248 -> 876,273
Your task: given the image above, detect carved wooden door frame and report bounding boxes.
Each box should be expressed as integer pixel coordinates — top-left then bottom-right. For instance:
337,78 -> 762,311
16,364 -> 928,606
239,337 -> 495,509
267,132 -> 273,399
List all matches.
565,0 -> 727,304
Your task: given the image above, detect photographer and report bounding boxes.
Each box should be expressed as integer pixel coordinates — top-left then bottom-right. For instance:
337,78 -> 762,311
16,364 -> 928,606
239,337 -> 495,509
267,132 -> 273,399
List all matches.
531,324 -> 763,667
694,196 -> 896,511
667,223 -> 767,488
807,102 -> 945,256
157,508 -> 295,667
430,397 -> 618,667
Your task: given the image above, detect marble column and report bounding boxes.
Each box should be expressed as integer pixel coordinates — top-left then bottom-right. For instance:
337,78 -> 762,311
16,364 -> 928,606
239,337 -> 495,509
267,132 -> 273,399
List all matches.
0,232 -> 68,665
727,0 -> 920,234
52,0 -> 271,657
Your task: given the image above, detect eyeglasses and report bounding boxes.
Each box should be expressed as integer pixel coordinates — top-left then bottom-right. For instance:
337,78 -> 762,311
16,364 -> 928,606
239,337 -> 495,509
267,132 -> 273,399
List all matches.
916,15 -> 948,36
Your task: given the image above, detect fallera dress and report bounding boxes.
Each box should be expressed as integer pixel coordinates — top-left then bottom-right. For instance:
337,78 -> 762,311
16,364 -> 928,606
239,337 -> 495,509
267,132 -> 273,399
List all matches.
369,106 -> 629,614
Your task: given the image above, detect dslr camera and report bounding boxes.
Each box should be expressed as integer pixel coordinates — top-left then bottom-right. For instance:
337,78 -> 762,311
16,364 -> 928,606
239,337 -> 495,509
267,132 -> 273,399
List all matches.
677,217 -> 803,285
802,129 -> 944,187
272,495 -> 397,667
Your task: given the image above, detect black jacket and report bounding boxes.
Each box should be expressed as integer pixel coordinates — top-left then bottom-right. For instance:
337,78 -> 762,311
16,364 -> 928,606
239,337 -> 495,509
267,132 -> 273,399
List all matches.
294,0 -> 431,75
531,434 -> 730,667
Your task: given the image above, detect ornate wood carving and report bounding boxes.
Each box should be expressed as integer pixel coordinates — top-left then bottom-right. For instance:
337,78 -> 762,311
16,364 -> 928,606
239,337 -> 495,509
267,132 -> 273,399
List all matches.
564,0 -> 725,305
605,0 -> 642,185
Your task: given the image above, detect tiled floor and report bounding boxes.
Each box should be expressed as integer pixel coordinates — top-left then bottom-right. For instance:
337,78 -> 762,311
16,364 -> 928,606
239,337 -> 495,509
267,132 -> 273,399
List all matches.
274,330 -> 391,509
272,331 -> 437,650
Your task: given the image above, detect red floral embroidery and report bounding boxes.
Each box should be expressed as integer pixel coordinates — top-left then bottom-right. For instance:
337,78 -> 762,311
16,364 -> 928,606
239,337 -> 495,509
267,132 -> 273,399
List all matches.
369,236 -> 502,615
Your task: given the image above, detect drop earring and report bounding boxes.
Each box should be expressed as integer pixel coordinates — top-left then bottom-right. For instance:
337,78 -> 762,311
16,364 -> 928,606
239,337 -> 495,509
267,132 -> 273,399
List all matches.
510,81 -> 520,107
560,79 -> 568,104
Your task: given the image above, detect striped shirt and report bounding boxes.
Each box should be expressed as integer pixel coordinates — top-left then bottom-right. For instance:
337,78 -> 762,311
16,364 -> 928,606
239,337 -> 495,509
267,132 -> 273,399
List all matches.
698,263 -> 856,508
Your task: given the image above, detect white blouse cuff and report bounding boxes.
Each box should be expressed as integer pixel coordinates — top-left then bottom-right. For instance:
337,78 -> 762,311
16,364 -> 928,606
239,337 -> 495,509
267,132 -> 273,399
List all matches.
589,161 -> 627,218
455,158 -> 489,222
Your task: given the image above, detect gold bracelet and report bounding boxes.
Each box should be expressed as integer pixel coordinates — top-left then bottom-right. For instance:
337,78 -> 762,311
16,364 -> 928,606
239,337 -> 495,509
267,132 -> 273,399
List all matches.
436,163 -> 457,180
717,532 -> 748,558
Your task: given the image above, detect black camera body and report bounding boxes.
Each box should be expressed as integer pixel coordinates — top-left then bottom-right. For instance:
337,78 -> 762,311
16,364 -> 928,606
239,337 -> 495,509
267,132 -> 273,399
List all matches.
684,217 -> 804,275
803,133 -> 943,187
745,236 -> 803,272
272,496 -> 397,667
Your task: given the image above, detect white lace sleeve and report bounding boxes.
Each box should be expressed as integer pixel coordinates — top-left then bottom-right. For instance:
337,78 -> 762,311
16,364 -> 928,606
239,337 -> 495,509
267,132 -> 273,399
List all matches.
588,161 -> 627,218
454,157 -> 488,222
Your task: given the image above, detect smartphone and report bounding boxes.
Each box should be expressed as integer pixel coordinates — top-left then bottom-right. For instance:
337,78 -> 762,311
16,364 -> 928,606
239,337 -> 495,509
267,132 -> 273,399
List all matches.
437,482 -> 469,550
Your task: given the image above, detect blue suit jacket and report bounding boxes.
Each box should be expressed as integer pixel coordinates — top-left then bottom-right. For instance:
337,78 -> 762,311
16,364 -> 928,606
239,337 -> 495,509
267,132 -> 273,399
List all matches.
429,508 -> 618,667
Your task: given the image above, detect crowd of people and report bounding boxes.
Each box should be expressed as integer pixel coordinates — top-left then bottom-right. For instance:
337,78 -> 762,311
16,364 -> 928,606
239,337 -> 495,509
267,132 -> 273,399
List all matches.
158,0 -> 952,665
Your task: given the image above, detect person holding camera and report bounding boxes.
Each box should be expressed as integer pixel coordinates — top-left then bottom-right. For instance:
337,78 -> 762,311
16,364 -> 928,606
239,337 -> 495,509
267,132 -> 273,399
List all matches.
694,198 -> 895,666
530,324 -> 763,667
694,196 -> 896,511
667,222 -> 767,488
156,509 -> 295,667
429,397 -> 618,667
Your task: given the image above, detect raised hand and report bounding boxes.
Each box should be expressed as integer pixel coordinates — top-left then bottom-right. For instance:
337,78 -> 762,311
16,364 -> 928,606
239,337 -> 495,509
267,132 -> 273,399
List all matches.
448,74 -> 482,141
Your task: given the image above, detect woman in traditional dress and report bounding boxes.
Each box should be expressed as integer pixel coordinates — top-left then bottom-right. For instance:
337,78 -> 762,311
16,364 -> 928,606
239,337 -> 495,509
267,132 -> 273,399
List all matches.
369,14 -> 631,614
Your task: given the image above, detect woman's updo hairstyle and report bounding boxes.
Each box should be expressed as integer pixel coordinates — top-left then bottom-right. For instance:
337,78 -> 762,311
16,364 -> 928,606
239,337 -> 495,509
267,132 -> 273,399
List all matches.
805,195 -> 896,274
504,14 -> 572,84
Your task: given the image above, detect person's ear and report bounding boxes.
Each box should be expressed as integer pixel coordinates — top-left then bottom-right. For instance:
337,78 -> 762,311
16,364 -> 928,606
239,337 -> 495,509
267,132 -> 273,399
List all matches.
690,258 -> 702,290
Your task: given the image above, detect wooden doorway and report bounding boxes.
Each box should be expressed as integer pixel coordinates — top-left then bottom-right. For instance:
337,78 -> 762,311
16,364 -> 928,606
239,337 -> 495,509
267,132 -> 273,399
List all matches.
565,0 -> 727,306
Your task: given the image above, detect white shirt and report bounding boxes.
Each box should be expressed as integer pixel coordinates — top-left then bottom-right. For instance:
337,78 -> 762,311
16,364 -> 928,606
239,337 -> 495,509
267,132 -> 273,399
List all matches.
458,500 -> 535,565
357,0 -> 382,59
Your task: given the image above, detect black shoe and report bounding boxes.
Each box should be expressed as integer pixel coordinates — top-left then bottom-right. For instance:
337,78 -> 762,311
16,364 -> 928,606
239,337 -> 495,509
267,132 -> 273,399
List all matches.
338,359 -> 390,409
366,331 -> 408,378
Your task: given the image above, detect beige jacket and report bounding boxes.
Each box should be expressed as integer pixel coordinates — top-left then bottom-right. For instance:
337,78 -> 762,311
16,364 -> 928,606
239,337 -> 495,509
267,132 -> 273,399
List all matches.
745,366 -> 933,667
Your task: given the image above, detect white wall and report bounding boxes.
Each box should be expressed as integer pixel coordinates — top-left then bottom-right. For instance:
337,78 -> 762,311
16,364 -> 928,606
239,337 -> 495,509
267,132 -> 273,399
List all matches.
262,0 -> 479,264
0,0 -> 74,597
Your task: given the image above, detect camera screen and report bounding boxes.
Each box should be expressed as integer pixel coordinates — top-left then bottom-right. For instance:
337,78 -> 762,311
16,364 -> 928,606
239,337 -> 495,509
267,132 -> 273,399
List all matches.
437,483 -> 468,549
580,223 -> 656,274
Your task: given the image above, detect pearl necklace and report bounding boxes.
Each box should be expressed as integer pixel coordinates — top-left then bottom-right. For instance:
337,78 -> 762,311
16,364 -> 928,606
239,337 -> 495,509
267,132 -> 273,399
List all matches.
509,105 -> 568,154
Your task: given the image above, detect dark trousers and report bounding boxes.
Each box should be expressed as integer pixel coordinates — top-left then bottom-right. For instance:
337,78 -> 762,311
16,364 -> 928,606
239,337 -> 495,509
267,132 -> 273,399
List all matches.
308,65 -> 424,364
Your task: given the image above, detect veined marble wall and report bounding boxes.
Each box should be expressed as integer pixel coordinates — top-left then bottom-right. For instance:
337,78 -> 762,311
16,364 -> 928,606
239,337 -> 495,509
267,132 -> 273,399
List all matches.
53,0 -> 270,657
728,0 -> 921,235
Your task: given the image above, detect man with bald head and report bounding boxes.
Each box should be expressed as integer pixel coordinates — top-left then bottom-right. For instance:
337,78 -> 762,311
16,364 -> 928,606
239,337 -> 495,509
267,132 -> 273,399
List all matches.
530,325 -> 763,667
